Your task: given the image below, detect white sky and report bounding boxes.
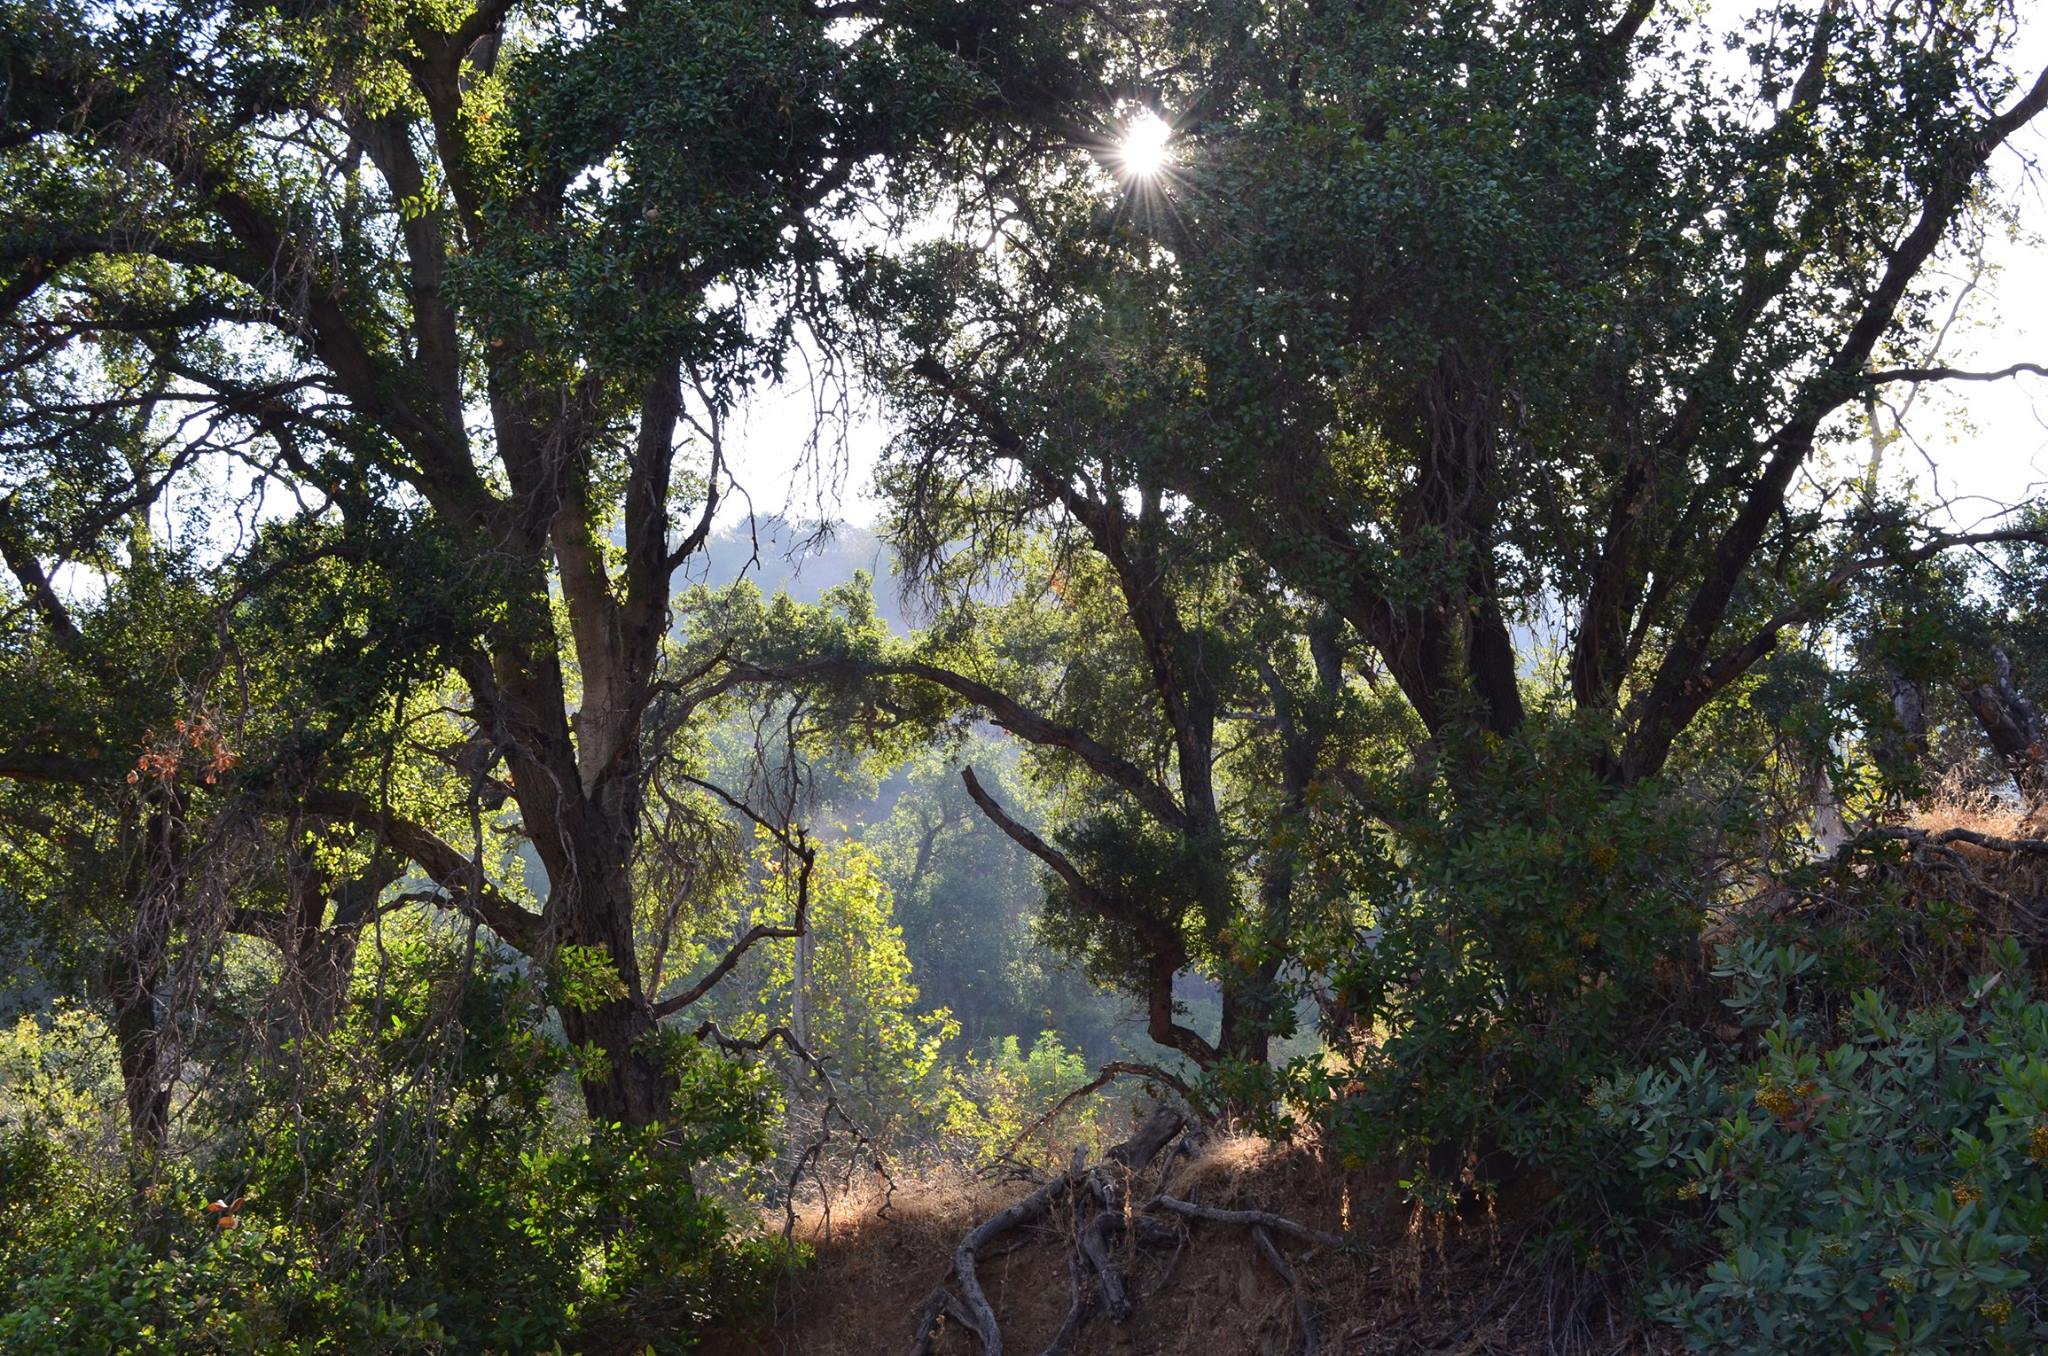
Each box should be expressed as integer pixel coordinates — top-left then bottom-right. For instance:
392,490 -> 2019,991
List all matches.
721,7 -> 2048,534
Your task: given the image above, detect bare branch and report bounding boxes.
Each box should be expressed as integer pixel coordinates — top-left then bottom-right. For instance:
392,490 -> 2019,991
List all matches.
1866,361 -> 2048,385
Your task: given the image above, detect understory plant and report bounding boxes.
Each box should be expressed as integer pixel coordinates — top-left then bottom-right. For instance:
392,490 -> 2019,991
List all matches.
1605,937 -> 2048,1353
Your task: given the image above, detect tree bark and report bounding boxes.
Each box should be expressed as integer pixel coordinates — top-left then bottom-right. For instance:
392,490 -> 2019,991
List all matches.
1962,646 -> 2046,812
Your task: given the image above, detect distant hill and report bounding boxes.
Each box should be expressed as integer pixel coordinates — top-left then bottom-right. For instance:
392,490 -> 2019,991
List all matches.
680,516 -> 918,634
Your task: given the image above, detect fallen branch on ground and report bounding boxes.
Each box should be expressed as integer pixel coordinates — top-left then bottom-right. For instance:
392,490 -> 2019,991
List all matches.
1852,825 -> 2048,857
906,1105 -> 1344,1355
996,1059 -> 1203,1163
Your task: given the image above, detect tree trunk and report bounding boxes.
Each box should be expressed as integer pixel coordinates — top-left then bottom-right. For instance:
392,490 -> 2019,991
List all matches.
559,995 -> 674,1129
107,940 -> 170,1158
1962,646 -> 2046,812
1216,975 -> 1278,1068
551,852 -> 675,1130
277,850 -> 400,1042
110,793 -> 182,1166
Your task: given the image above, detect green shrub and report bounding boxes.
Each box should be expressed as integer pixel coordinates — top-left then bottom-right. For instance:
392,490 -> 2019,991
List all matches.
1603,938 -> 2048,1352
1310,721 -> 1714,1224
0,927 -> 792,1354
0,1117 -> 439,1354
941,1030 -> 1109,1162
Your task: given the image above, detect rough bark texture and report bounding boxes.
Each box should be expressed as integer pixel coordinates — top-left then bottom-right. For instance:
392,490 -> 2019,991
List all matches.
1962,646 -> 2047,812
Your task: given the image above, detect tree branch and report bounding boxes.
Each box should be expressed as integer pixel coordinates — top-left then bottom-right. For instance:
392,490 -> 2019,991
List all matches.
1865,361 -> 2048,385
300,788 -> 539,945
961,766 -> 1218,1066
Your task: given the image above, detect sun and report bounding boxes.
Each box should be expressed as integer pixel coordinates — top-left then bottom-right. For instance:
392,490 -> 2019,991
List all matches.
1118,109 -> 1173,179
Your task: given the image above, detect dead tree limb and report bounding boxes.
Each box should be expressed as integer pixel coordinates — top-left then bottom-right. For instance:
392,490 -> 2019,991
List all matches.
1853,825 -> 2048,857
1079,1210 -> 1133,1321
908,1106 -> 1185,1353
1252,1223 -> 1320,1356
999,1061 -> 1201,1162
1143,1196 -> 1346,1249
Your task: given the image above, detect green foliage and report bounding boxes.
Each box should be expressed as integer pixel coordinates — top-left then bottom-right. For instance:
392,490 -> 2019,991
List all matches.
0,923 -> 790,1353
1606,939 -> 2048,1353
0,1003 -> 122,1147
860,744 -> 1125,1059
1313,719 -> 1715,1210
550,942 -> 631,1013
940,1030 -> 1110,1164
708,837 -> 958,1141
0,1135 -> 434,1356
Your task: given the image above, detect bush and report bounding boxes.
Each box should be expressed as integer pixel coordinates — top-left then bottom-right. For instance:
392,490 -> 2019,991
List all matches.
1604,938 -> 2048,1352
941,1030 -> 1109,1162
1311,720 -> 1715,1223
0,1117 -> 438,1354
0,927 -> 793,1354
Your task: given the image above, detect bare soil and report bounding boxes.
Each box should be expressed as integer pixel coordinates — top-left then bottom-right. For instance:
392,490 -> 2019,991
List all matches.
718,1131 -> 1676,1355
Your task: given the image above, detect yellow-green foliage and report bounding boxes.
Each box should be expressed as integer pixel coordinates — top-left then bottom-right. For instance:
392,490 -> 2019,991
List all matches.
733,837 -> 959,1138
0,1003 -> 122,1150
941,1030 -> 1109,1164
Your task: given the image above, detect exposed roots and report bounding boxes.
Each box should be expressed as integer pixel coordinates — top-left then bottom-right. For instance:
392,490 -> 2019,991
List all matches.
906,1105 -> 1343,1355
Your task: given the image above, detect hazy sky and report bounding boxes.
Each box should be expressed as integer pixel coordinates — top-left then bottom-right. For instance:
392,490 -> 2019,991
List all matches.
721,8 -> 2048,534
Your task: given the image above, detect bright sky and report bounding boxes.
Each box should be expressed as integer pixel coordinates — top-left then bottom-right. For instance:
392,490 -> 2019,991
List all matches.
721,8 -> 2048,535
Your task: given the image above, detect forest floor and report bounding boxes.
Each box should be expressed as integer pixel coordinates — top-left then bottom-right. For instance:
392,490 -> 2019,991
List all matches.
724,1131 -> 1677,1356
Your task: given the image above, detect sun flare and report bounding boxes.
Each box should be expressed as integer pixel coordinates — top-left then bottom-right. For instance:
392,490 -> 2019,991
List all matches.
1119,109 -> 1172,179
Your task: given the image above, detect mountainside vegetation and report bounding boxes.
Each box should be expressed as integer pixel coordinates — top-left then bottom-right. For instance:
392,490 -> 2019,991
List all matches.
2,0 -> 2047,1351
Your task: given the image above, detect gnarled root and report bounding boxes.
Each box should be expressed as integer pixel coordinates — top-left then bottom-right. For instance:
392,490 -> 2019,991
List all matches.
905,1103 -> 1343,1355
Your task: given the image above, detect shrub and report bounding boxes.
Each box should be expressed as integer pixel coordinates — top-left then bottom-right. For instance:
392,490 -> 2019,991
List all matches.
1604,938 -> 2048,1352
1311,720 -> 1715,1224
941,1030 -> 1109,1162
0,927 -> 792,1354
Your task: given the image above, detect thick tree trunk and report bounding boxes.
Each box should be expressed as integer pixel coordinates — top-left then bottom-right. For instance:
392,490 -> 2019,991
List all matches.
1962,646 -> 2046,812
287,922 -> 363,1039
1216,974 -> 1278,1068
107,942 -> 170,1158
550,852 -> 676,1130
559,996 -> 674,1129
110,795 -> 182,1166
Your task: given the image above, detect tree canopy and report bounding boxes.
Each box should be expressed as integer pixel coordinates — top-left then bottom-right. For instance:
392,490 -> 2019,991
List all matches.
4,1 -> 2048,1351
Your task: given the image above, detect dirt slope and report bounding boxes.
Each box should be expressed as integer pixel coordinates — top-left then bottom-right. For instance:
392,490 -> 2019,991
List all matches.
719,1132 -> 1672,1355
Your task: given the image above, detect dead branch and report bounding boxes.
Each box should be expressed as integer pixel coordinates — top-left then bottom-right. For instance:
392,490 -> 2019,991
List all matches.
950,1173 -> 1074,1355
693,1019 -> 896,1239
1142,1195 -> 1346,1249
1252,1223 -> 1320,1356
907,1105 -> 1333,1355
1078,1210 -> 1132,1321
999,1061 -> 1200,1163
1853,825 -> 2048,857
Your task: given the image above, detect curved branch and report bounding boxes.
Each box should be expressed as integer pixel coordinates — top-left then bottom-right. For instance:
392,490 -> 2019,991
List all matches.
962,767 -> 1219,1066
999,1061 -> 1202,1161
736,655 -> 1187,832
300,788 -> 539,945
